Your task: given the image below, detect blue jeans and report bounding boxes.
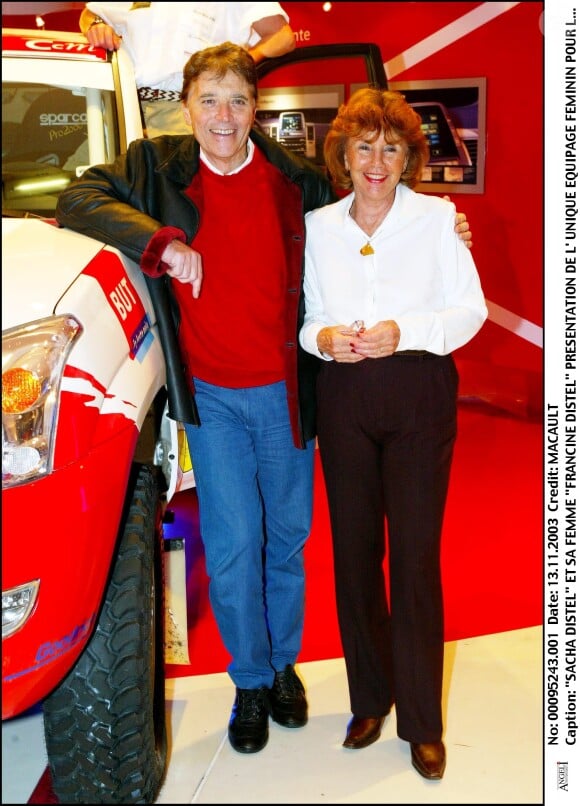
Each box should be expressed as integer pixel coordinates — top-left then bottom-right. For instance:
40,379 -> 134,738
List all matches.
184,379 -> 315,690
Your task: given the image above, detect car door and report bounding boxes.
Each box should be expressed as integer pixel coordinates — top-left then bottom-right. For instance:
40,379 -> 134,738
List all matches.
256,42 -> 388,171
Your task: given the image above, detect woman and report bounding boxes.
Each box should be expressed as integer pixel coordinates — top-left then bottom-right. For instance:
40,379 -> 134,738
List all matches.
299,88 -> 487,780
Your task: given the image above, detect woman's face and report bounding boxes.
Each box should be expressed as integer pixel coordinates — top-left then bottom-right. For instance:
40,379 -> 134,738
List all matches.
344,131 -> 408,202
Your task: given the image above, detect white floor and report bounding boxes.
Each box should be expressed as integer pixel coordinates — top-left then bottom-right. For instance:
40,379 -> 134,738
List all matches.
2,626 -> 543,804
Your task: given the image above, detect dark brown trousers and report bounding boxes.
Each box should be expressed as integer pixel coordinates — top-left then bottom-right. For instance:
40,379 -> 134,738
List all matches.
316,353 -> 458,743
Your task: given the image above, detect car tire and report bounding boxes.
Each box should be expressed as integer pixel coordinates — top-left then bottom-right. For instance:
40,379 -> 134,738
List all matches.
42,463 -> 168,804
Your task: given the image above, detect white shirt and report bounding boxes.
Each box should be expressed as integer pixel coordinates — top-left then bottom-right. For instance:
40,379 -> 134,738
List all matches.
87,2 -> 289,90
199,138 -> 255,175
299,184 -> 488,358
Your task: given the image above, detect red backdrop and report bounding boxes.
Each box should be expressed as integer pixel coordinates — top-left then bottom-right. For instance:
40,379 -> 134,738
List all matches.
2,2 -> 544,419
282,2 -> 544,421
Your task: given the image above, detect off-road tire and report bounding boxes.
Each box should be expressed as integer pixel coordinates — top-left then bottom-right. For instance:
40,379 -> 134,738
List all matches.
43,463 -> 168,803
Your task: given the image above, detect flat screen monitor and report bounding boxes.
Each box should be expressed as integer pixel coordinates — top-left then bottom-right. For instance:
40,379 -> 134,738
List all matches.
411,102 -> 472,166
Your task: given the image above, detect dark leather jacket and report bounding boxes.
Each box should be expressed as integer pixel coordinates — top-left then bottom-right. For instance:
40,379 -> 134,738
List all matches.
56,128 -> 335,448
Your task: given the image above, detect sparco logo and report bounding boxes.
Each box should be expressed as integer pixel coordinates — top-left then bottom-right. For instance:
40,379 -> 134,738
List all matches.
39,112 -> 88,126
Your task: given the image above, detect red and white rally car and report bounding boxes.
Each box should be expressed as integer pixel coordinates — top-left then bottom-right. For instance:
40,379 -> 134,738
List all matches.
2,28 -> 192,804
2,28 -> 387,803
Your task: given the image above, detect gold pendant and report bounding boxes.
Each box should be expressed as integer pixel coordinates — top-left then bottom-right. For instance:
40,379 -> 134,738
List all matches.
360,242 -> 374,256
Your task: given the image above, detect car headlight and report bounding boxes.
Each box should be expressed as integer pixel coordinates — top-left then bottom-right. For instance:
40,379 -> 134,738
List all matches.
2,580 -> 40,638
2,315 -> 82,488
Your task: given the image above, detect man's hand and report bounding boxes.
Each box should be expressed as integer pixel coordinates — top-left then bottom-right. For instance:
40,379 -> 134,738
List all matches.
454,213 -> 472,249
80,10 -> 122,50
444,196 -> 473,249
162,240 -> 203,298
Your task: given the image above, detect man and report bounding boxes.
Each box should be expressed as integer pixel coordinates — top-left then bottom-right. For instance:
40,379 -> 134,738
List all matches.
80,2 -> 295,136
56,43 -> 473,755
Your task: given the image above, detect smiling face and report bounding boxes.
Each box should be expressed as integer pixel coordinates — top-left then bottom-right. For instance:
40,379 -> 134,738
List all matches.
344,132 -> 408,205
182,69 -> 256,174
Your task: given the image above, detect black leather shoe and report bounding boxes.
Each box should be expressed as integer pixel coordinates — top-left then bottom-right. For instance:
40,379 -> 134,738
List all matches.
269,665 -> 308,728
228,687 -> 269,753
410,741 -> 446,779
342,716 -> 385,749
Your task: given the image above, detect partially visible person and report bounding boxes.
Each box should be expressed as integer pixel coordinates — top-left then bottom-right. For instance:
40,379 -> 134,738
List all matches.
299,88 -> 487,780
56,42 -> 475,759
80,2 -> 295,136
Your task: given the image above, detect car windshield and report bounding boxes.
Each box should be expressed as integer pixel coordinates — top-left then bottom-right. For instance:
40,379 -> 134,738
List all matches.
2,80 -> 119,218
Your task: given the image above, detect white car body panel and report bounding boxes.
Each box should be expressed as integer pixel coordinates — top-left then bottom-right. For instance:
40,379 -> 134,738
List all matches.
2,219 -> 105,329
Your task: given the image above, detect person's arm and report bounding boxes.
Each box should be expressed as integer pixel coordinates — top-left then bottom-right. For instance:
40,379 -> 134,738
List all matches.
247,15 -> 296,63
56,146 -> 168,265
80,7 -> 122,50
56,143 -> 203,294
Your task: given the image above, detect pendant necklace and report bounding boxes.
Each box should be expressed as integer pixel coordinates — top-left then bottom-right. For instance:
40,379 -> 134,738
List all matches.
360,241 -> 374,256
349,202 -> 381,256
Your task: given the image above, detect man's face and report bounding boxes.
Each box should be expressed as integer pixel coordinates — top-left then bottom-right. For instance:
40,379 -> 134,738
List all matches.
182,69 -> 256,174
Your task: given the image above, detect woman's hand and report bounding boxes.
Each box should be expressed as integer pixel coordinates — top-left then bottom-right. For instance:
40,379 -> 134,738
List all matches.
350,320 -> 401,359
317,320 -> 401,361
317,325 -> 366,363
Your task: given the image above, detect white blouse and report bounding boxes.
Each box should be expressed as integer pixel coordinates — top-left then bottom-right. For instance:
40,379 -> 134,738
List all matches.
299,183 -> 488,359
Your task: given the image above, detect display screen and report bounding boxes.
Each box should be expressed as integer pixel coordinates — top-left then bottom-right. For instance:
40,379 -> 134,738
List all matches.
411,102 -> 471,165
279,112 -> 304,135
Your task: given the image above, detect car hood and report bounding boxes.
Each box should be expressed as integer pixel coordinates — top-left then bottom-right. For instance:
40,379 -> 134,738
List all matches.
2,217 -> 106,331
